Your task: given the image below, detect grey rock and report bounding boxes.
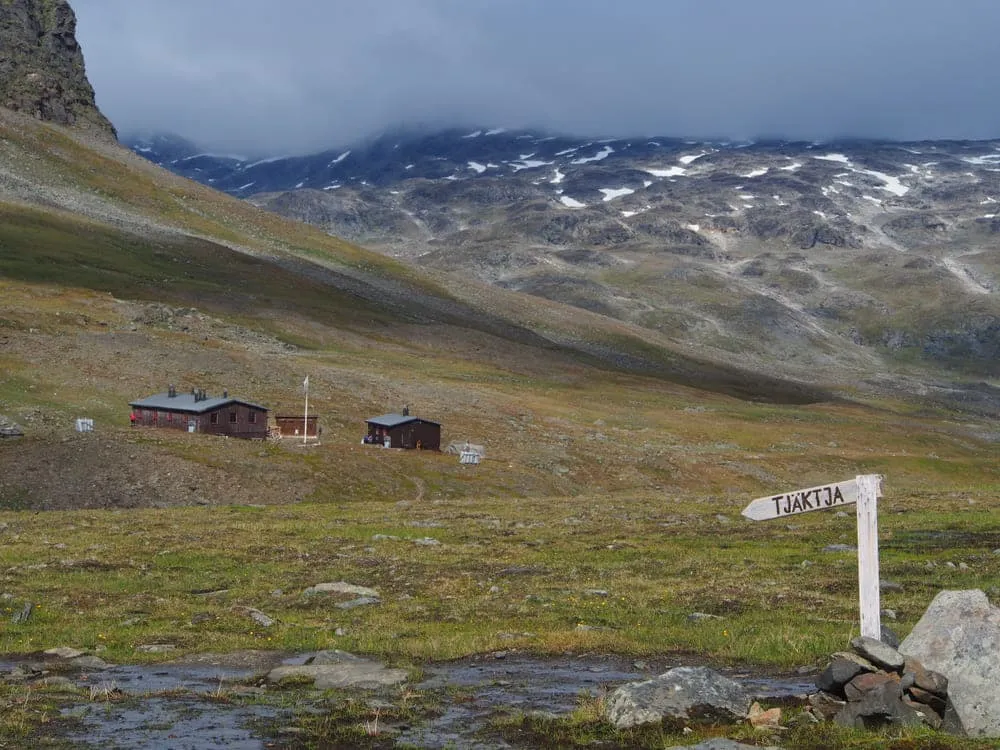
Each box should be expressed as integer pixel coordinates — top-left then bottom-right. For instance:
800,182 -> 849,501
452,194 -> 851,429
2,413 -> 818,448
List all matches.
267,651 -> 407,689
880,625 -> 901,650
687,612 -> 724,622
44,647 -> 85,659
899,589 -> 1000,737
903,657 -> 949,697
69,655 -> 112,670
605,666 -> 751,729
815,653 -> 876,695
303,581 -> 379,598
851,635 -> 905,672
241,607 -> 275,628
834,679 -> 922,730
11,602 -> 33,624
808,691 -> 846,721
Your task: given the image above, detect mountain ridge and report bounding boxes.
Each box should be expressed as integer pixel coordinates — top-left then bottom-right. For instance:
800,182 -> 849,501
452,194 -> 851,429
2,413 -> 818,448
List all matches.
127,128 -> 1000,405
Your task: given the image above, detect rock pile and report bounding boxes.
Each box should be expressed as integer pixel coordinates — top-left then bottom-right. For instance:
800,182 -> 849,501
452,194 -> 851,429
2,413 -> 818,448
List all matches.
810,635 -> 951,731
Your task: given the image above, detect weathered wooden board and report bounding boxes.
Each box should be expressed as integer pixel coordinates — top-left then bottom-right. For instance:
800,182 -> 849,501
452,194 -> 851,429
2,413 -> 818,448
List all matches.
741,479 -> 858,521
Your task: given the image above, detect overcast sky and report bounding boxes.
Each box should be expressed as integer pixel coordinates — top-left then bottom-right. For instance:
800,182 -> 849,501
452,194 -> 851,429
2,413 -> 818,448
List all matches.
73,0 -> 1000,155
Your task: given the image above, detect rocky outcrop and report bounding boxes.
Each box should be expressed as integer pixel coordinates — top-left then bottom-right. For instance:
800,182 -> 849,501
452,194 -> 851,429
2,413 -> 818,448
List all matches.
899,589 -> 1000,737
810,635 -> 952,732
0,0 -> 116,138
604,666 -> 751,729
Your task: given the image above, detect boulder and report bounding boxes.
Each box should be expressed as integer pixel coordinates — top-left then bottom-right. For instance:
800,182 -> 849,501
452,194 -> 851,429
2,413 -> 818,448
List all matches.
303,581 -> 379,598
899,589 -> 1000,737
266,650 -> 407,689
605,666 -> 750,729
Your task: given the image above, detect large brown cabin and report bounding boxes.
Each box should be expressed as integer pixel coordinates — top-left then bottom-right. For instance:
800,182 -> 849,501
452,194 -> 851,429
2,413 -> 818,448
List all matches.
364,413 -> 440,450
129,386 -> 268,439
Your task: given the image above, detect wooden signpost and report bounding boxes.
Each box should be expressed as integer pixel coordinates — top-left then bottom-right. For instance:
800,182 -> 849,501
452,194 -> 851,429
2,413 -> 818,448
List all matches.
742,474 -> 884,640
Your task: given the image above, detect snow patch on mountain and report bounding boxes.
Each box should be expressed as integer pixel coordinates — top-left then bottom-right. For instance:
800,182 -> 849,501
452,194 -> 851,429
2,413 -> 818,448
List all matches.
600,187 -> 634,202
571,146 -> 613,164
328,151 -> 351,167
814,153 -> 851,164
645,166 -> 686,178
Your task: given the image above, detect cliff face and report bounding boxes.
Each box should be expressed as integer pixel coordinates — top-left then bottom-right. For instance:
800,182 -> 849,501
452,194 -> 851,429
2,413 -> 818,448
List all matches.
0,0 -> 116,139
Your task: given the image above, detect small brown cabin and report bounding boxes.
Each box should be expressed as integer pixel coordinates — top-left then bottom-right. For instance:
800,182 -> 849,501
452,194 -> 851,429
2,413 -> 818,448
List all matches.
274,415 -> 319,439
129,386 -> 268,440
364,413 -> 440,450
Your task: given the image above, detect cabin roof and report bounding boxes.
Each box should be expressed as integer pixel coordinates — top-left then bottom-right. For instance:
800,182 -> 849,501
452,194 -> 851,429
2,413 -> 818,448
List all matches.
366,413 -> 440,428
129,392 -> 267,414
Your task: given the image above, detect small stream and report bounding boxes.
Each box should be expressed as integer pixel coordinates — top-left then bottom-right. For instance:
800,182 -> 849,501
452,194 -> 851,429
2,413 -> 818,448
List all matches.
1,652 -> 816,749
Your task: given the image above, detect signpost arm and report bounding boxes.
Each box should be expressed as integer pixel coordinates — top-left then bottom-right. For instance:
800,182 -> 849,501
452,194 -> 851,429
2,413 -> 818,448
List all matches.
855,474 -> 883,640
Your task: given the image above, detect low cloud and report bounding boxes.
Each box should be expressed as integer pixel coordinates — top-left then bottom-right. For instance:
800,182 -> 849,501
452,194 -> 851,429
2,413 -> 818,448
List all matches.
73,0 -> 1000,154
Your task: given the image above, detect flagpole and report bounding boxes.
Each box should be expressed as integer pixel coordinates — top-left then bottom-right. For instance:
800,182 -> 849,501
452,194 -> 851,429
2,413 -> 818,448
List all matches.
303,376 -> 309,444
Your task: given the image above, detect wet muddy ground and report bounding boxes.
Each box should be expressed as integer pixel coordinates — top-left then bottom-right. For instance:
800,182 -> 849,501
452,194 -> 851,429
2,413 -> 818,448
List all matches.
0,651 -> 816,749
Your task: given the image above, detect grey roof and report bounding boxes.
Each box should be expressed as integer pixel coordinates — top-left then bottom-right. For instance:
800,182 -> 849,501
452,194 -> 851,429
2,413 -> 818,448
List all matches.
129,392 -> 267,414
366,413 -> 440,428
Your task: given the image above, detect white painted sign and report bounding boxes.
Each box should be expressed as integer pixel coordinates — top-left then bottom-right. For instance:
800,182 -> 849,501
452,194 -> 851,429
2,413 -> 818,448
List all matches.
741,479 -> 859,521
742,474 -> 884,640
459,451 -> 481,465
75,418 -> 94,433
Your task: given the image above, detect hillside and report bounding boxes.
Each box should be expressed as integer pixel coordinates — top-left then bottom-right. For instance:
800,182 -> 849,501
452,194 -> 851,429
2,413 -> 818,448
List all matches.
129,129 -> 1000,408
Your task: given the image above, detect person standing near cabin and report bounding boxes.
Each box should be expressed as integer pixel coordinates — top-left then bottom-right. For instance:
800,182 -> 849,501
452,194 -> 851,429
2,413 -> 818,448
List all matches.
130,411 -> 136,427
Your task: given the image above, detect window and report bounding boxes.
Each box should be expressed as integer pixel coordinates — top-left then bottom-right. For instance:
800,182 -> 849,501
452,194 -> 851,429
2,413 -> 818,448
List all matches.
248,411 -> 256,424
229,410 -> 237,423
210,412 -> 219,425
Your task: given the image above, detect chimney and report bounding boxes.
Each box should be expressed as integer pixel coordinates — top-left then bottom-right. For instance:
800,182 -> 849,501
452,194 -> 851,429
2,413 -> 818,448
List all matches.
168,384 -> 176,398
223,389 -> 228,398
402,404 -> 409,416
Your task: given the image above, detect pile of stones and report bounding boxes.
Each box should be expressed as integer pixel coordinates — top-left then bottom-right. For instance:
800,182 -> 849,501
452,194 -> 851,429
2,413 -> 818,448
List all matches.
809,635 -> 951,731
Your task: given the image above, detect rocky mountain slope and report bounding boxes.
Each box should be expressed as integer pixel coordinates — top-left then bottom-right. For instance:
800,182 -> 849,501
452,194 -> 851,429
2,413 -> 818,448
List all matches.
128,129 -> 1000,397
0,0 -> 116,138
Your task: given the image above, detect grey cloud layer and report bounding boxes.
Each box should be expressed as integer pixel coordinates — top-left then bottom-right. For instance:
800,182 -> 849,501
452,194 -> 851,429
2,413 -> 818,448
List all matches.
73,0 -> 1000,153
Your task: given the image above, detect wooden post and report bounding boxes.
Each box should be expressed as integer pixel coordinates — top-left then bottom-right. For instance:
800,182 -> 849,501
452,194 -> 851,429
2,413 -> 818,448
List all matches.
303,376 -> 309,445
855,473 -> 883,640
743,473 -> 886,642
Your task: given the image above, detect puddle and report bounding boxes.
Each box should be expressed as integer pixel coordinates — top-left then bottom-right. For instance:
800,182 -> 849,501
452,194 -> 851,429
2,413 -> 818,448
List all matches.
403,654 -> 813,748
0,652 -> 815,749
64,697 -> 280,750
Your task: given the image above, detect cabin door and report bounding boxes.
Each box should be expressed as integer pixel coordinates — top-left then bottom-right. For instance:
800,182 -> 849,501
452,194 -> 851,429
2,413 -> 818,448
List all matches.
402,427 -> 415,449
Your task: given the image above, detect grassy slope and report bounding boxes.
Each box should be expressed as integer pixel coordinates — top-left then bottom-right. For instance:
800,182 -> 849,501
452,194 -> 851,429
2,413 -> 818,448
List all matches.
0,111 -> 998,677
0,109 -> 840,402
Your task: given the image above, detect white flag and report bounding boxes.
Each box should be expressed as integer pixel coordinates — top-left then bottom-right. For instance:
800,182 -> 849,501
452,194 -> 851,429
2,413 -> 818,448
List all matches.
303,376 -> 309,390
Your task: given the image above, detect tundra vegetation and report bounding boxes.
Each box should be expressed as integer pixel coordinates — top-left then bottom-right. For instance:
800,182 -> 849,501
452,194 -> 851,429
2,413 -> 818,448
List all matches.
0,112 -> 998,748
